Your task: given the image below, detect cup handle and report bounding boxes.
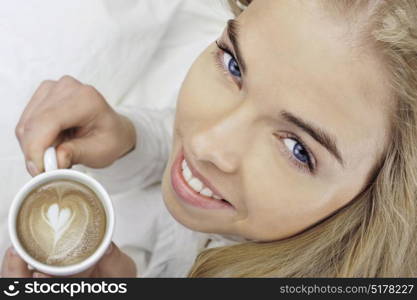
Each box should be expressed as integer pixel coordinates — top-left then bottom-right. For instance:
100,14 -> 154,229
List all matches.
44,147 -> 58,172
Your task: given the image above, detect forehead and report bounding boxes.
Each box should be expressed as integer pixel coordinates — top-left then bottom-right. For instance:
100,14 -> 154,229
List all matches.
237,0 -> 390,168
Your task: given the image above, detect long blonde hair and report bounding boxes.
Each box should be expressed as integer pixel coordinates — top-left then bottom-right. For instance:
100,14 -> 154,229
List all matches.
188,0 -> 417,277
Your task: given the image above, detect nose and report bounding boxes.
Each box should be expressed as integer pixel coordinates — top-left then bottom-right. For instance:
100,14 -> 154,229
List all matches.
189,105 -> 253,173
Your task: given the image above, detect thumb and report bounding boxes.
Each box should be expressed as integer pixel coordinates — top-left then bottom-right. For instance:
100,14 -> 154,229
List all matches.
56,135 -> 109,169
56,141 -> 78,169
95,243 -> 137,278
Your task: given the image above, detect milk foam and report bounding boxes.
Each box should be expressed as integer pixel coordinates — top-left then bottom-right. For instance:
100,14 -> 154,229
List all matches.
16,180 -> 106,266
44,203 -> 73,244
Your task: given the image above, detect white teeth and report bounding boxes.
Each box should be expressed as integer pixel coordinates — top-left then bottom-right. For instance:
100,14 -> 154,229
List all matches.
181,159 -> 187,170
200,187 -> 213,197
181,159 -> 224,200
182,166 -> 192,182
188,178 -> 203,192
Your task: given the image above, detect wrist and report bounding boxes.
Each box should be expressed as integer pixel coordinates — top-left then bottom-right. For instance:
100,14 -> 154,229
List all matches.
118,114 -> 137,159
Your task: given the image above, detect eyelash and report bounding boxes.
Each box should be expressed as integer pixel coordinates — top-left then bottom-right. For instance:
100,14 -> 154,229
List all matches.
274,132 -> 316,174
214,40 -> 242,87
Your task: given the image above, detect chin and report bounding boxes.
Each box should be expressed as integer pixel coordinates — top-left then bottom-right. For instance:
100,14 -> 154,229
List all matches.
161,170 -> 211,232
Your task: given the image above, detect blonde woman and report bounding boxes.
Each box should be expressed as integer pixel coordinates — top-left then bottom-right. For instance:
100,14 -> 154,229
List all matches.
2,0 -> 417,277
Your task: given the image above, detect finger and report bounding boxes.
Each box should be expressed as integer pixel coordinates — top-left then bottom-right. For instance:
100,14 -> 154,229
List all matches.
1,247 -> 32,278
25,131 -> 66,177
65,244 -> 116,278
20,86 -> 103,175
67,266 -> 95,278
56,142 -> 74,169
21,120 -> 61,176
32,272 -> 52,278
95,243 -> 136,278
16,76 -> 82,146
56,133 -> 118,169
16,80 -> 56,141
54,75 -> 82,94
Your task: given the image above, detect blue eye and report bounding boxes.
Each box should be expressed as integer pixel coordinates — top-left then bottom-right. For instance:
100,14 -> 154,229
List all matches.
215,40 -> 242,82
283,138 -> 311,164
222,52 -> 241,78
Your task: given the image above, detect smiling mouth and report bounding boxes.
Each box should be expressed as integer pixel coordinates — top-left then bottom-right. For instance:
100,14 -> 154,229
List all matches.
171,149 -> 234,210
181,159 -> 228,201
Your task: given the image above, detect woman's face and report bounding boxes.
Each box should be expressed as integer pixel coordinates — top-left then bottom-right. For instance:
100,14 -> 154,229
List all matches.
162,0 -> 390,241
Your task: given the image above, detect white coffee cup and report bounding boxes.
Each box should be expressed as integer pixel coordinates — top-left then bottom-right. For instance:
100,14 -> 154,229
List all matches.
8,147 -> 115,276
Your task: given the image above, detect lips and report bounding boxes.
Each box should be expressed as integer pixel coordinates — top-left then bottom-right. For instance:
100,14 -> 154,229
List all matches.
181,159 -> 223,200
170,149 -> 234,210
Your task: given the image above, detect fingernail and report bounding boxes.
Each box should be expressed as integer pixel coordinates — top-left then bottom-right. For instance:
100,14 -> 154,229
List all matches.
105,243 -> 113,255
64,152 -> 72,169
26,161 -> 39,176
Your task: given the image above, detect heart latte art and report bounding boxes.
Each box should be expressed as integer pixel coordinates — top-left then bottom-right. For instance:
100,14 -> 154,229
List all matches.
16,180 -> 106,266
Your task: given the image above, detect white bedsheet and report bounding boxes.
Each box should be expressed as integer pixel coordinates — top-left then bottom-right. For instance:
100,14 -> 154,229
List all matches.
0,0 -> 230,271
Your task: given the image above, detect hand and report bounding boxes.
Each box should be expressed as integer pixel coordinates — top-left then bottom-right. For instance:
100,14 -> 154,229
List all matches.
16,75 -> 137,176
1,243 -> 137,278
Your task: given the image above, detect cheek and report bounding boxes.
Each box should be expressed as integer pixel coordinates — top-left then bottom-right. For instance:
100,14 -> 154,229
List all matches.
239,161 -> 344,241
176,47 -> 239,125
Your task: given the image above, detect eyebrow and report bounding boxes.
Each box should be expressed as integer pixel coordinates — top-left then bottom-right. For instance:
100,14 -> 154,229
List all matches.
280,111 -> 345,167
227,19 -> 247,74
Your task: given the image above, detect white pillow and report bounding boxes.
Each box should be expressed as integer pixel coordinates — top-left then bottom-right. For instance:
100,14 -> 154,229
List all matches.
122,0 -> 232,109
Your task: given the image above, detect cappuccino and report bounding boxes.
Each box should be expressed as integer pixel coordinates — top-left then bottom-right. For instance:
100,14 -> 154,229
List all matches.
16,180 -> 106,266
